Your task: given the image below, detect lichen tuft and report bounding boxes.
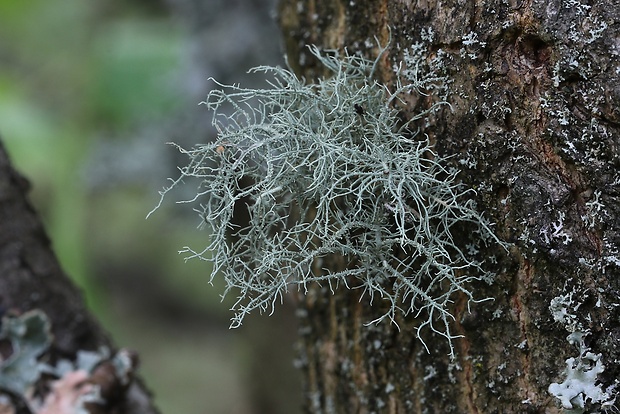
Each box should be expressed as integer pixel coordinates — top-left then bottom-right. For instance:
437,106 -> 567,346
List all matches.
151,42 -> 505,357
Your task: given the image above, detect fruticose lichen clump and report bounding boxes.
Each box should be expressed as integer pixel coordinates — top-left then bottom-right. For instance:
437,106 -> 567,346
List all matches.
151,42 -> 504,356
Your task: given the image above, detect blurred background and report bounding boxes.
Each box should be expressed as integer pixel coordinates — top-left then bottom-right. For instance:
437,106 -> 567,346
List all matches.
0,0 -> 302,413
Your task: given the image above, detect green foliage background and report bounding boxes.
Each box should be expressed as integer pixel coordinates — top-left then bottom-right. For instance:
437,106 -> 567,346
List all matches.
0,1 -> 299,413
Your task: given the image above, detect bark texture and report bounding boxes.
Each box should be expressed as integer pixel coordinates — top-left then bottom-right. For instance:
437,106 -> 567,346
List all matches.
0,141 -> 159,414
278,1 -> 620,412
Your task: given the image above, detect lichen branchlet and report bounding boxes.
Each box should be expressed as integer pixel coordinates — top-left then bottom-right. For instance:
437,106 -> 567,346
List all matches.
151,43 -> 504,357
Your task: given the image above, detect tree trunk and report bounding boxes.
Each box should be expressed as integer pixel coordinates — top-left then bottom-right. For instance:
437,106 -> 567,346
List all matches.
0,141 -> 159,414
278,1 -> 620,412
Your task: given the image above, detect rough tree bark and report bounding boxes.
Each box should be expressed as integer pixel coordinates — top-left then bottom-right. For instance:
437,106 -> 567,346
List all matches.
0,141 -> 159,414
278,1 -> 620,413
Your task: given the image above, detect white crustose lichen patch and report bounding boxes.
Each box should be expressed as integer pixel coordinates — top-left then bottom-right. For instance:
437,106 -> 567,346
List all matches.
548,292 -> 616,412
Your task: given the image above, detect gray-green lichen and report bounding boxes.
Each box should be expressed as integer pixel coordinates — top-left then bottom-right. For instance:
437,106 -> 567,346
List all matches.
0,310 -> 51,395
0,310 -> 135,412
152,41 -> 505,356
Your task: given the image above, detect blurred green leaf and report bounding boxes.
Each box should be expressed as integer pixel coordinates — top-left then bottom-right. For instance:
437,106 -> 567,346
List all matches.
90,19 -> 182,127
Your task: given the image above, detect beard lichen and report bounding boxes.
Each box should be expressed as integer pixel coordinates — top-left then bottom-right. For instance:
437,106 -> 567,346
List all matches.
151,42 -> 504,357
